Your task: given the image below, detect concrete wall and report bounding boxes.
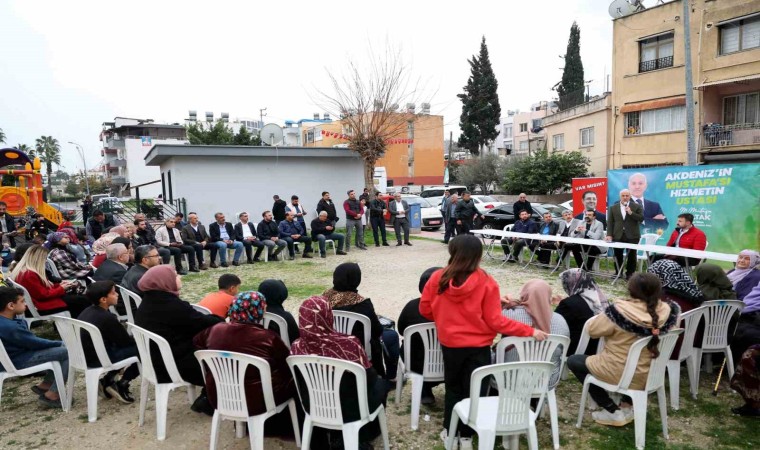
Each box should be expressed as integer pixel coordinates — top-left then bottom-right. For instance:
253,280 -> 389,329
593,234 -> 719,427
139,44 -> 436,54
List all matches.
155,154 -> 365,225
125,138 -> 174,197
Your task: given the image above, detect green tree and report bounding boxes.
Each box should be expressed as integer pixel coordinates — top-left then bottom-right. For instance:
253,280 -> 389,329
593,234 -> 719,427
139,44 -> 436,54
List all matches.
502,149 -> 590,194
453,154 -> 503,194
35,135 -> 62,197
65,180 -> 80,196
186,121 -> 235,145
458,36 -> 501,157
16,143 -> 34,158
233,125 -> 254,145
0,127 -> 5,144
556,22 -> 585,110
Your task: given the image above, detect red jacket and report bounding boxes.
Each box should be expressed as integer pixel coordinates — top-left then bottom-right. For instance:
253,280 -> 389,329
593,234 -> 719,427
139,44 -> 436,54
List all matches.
420,269 -> 534,347
14,270 -> 67,312
665,226 -> 707,251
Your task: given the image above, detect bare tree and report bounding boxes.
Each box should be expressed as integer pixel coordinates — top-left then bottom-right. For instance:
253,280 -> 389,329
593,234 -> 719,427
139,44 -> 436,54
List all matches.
317,45 -> 428,198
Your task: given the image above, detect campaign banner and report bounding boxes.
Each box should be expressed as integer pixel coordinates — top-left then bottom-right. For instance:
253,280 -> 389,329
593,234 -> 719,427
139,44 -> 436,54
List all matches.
571,177 -> 607,217
607,164 -> 760,255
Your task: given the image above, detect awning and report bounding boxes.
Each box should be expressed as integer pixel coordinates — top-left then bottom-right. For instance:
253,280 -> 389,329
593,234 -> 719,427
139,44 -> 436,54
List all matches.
694,73 -> 760,89
620,96 -> 685,114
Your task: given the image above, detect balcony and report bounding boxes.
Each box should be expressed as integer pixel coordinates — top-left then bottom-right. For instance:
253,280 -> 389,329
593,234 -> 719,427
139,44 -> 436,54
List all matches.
639,56 -> 673,73
702,123 -> 760,148
110,158 -> 127,167
111,175 -> 128,184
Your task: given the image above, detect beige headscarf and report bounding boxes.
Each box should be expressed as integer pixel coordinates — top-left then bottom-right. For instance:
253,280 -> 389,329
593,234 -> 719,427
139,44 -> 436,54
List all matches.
518,279 -> 554,333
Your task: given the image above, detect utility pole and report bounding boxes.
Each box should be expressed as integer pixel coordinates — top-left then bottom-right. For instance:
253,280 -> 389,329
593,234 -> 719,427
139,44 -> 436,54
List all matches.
682,0 -> 697,166
259,107 -> 267,127
68,141 -> 90,195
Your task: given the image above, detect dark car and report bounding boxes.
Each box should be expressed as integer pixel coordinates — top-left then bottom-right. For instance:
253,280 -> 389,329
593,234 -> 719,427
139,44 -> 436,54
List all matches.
479,203 -> 542,238
48,203 -> 77,220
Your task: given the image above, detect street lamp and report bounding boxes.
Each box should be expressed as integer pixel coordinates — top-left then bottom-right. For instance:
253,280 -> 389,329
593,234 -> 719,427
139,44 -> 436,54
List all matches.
68,141 -> 90,195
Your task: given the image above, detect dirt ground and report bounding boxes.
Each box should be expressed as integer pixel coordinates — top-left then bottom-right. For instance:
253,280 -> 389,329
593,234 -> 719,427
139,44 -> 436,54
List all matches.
0,235 -> 755,449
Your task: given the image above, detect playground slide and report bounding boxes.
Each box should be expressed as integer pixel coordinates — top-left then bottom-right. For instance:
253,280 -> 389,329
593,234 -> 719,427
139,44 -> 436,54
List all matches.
0,148 -> 65,229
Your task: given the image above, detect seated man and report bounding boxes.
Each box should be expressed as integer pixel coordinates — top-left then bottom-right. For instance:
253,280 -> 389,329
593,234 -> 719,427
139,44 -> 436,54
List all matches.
122,245 -> 161,296
93,243 -> 130,285
568,209 -> 606,271
256,211 -> 287,261
133,217 -> 171,264
180,212 -> 214,270
86,210 -> 117,241
155,218 -> 196,274
278,211 -> 314,260
310,211 -> 347,258
0,286 -> 69,408
208,212 -> 244,267
80,281 -> 139,403
556,209 -> 581,262
174,212 -> 187,229
502,210 -> 538,263
655,213 -> 707,267
198,274 -> 241,317
534,212 -> 559,265
234,212 -> 266,264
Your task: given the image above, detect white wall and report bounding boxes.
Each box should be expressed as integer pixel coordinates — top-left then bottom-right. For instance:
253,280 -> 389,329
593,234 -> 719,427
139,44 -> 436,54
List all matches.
125,138 -> 179,197
160,155 -> 365,226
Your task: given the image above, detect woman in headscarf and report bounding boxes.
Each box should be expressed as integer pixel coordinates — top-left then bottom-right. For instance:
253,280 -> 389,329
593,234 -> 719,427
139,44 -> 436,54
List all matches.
397,267 -> 441,405
727,250 -> 760,300
90,232 -> 120,269
134,265 -> 223,415
322,262 -> 399,382
556,269 -> 609,354
730,282 -> 760,370
45,232 -> 94,281
647,259 -> 705,313
290,296 -> 386,449
500,279 -> 570,389
193,291 -> 299,437
56,223 -> 88,263
258,279 -> 299,342
694,263 -> 737,300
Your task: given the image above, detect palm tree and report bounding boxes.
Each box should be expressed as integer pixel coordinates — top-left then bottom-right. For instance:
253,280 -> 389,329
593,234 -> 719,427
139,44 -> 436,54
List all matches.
16,143 -> 34,158
35,135 -> 61,197
0,127 -> 5,144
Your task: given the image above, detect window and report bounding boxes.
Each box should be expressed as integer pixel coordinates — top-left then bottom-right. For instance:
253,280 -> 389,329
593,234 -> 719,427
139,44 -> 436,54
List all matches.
503,125 -> 513,138
580,127 -> 594,147
552,134 -> 565,150
532,119 -> 542,130
625,106 -> 686,135
639,33 -> 674,72
723,92 -> 760,125
518,140 -> 529,151
720,16 -> 760,54
519,123 -> 528,133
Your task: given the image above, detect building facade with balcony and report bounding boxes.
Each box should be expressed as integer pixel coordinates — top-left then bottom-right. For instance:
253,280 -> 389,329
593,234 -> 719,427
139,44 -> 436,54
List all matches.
100,117 -> 188,197
611,0 -> 760,168
512,101 -> 556,156
493,112 -> 515,157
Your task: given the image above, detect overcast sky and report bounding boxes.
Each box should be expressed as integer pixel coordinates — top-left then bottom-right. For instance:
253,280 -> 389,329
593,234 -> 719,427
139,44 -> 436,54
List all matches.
0,0 -> 623,173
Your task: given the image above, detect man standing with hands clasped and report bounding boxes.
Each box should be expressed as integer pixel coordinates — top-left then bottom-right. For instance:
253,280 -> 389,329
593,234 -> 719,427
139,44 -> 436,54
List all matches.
343,190 -> 366,251
389,193 -> 412,246
606,189 -> 644,280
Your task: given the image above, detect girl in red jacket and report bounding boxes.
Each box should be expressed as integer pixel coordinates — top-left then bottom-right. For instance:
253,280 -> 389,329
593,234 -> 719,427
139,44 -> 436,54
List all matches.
420,234 -> 547,447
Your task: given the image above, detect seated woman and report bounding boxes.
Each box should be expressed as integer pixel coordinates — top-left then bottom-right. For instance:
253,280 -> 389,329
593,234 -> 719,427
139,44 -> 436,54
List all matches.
648,259 -> 705,313
57,223 -> 88,263
730,344 -> 760,417
193,291 -> 298,437
500,279 -> 570,389
731,282 -> 760,369
10,245 -> 89,318
567,273 -> 679,427
322,262 -> 399,383
397,267 -> 441,405
728,250 -> 760,301
45,232 -> 94,281
694,263 -> 737,301
555,269 -> 609,355
134,265 -> 223,415
258,279 -> 299,342
90,232 -> 121,269
290,295 -> 387,449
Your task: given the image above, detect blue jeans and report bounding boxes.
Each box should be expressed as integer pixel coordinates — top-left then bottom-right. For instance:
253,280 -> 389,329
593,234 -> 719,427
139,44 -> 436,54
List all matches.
212,241 -> 244,263
381,329 -> 400,380
18,346 -> 69,393
314,233 -> 345,254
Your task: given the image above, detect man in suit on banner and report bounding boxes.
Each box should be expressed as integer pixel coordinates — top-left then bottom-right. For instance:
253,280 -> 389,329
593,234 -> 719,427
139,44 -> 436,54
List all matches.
628,172 -> 668,230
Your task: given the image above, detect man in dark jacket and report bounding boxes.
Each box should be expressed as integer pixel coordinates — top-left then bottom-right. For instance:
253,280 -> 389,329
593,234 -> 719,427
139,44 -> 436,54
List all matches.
208,212 -> 244,267
503,210 -> 539,263
272,195 -> 287,223
180,212 -> 214,269
86,210 -> 117,240
606,189 -> 644,280
234,212 -> 266,263
443,194 -> 459,244
316,191 -> 339,223
278,211 -> 313,260
369,192 -> 389,247
455,191 -> 481,235
310,211 -> 347,257
121,245 -> 161,296
389,193 -> 411,246
343,190 -> 366,251
0,201 -> 20,248
93,243 -> 129,284
534,212 -> 560,265
257,211 -> 287,261
512,193 -> 533,217
134,217 -> 171,264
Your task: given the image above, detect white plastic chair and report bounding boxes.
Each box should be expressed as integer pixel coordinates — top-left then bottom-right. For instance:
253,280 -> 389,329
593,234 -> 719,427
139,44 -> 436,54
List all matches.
195,350 -> 301,450
287,355 -> 390,450
576,330 -> 683,450
263,312 -> 291,347
0,337 -> 69,410
694,300 -> 745,385
447,361 -> 553,450
127,323 -> 198,440
117,285 -> 142,326
332,310 -> 373,360
496,335 -> 571,450
394,323 -> 445,430
484,225 -> 510,260
562,317 -> 606,381
666,307 -> 706,409
192,304 -> 212,315
52,316 -> 141,422
636,233 -> 661,271
6,278 -> 71,327
45,258 -> 63,280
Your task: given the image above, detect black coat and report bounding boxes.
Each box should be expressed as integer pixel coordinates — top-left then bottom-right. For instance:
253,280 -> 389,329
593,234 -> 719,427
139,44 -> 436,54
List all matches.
272,199 -> 287,221
0,214 -> 18,247
180,223 -> 210,245
208,222 -> 235,243
455,199 -> 478,221
513,200 -> 533,217
92,259 -> 128,285
397,298 -> 432,374
554,294 -> 598,355
310,218 -> 337,239
256,220 -> 279,240
234,222 -> 258,241
316,199 -> 338,222
333,298 -> 385,377
87,215 -> 117,240
121,264 -> 148,296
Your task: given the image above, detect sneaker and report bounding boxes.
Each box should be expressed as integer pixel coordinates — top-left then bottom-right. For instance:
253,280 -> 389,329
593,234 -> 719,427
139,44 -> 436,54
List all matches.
190,394 -> 215,416
336,250 -> 347,255
269,255 -> 279,261
200,263 -> 208,270
177,269 -> 188,275
221,262 -> 229,268
382,242 -> 390,246
99,378 -> 113,399
189,267 -> 200,273
321,253 -> 327,258
620,406 -> 634,423
106,380 -> 135,404
232,261 -> 240,266
38,394 -> 64,409
459,437 -> 473,450
731,404 -> 760,417
592,409 -> 629,426
396,242 -> 403,246
209,262 -> 219,269
404,241 -> 413,246
302,253 -> 313,259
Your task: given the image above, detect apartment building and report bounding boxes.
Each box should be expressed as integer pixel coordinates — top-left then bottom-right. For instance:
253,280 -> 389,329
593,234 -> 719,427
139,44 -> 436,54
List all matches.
512,101 -> 556,155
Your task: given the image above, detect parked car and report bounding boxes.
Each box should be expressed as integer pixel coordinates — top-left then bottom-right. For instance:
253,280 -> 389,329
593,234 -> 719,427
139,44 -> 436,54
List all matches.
48,203 -> 76,219
534,203 -> 567,218
480,203 -> 542,237
93,196 -> 124,214
560,200 -> 573,211
380,194 -> 443,231
470,195 -> 506,214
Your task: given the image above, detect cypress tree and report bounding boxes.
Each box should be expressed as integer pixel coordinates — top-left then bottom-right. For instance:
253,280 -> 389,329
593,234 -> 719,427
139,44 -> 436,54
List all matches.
458,36 -> 501,156
557,22 -> 585,110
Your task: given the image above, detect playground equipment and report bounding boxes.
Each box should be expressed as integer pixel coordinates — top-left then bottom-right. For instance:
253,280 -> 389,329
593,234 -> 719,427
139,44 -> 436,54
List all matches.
0,148 -> 63,230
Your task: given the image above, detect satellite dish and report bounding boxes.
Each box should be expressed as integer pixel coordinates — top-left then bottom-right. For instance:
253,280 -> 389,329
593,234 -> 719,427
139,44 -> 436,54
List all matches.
259,123 -> 283,146
609,0 -> 638,18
